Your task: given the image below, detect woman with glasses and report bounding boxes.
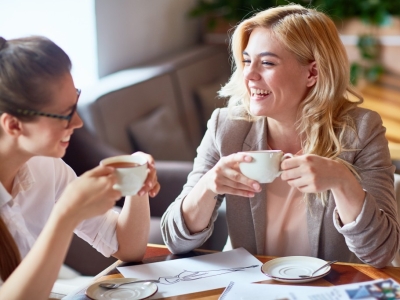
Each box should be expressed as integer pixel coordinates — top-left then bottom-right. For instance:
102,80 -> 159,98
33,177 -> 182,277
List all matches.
0,36 -> 160,299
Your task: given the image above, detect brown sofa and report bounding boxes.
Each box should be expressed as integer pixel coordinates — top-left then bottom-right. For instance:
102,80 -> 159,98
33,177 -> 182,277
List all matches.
63,45 -> 231,275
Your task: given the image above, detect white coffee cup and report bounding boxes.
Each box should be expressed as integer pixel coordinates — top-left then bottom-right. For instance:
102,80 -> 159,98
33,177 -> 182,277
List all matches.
100,154 -> 148,196
239,150 -> 294,183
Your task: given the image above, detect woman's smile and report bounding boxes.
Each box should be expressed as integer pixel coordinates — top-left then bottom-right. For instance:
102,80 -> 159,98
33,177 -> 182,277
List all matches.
60,135 -> 71,148
243,27 -> 315,121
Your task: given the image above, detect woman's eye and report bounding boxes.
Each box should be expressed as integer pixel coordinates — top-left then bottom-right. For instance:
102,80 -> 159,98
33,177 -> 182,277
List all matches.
262,61 -> 274,66
242,59 -> 251,64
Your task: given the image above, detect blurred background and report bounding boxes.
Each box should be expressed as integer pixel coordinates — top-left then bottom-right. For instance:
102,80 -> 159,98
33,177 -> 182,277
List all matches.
0,0 -> 201,88
1,0 -> 400,86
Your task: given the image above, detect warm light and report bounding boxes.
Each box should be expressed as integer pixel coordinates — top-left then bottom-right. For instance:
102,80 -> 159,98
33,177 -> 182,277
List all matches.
0,0 -> 98,89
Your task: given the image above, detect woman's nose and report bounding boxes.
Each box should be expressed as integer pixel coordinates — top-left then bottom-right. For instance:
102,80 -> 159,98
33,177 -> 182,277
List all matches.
71,111 -> 83,129
243,65 -> 261,81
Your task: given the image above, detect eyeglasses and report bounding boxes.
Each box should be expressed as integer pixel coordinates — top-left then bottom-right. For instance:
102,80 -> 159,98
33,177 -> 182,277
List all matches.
17,88 -> 81,128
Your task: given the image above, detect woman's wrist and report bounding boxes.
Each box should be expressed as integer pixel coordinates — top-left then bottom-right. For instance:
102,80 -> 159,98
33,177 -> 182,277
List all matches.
198,173 -> 219,202
331,162 -> 365,224
331,161 -> 359,193
51,201 -> 82,231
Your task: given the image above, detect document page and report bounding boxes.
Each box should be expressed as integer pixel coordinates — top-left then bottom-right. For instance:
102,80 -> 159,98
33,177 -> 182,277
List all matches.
117,247 -> 268,299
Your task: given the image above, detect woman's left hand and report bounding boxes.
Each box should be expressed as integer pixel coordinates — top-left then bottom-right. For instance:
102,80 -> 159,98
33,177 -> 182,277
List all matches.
132,152 -> 160,197
280,154 -> 348,193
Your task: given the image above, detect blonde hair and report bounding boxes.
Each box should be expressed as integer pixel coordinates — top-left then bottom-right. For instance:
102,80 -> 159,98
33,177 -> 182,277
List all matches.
220,4 -> 362,204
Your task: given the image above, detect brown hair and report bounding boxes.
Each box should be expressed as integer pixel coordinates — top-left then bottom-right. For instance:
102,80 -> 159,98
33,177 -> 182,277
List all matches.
0,36 -> 71,280
0,36 -> 72,120
219,4 -> 362,204
0,217 -> 21,281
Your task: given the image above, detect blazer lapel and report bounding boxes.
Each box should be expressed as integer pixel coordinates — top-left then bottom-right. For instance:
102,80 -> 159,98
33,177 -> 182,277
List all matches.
243,118 -> 268,255
307,194 -> 325,257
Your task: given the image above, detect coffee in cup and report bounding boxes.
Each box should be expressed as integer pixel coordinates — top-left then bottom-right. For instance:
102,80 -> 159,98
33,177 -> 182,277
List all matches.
105,162 -> 140,168
239,150 -> 294,183
100,154 -> 148,196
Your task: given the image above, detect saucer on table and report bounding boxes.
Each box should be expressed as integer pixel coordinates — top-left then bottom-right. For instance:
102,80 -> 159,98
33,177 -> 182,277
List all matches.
85,278 -> 158,300
261,256 -> 332,283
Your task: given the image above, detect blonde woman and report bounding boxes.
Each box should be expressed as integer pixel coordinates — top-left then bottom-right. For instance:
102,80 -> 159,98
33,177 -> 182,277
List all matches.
0,36 -> 159,299
161,4 -> 399,268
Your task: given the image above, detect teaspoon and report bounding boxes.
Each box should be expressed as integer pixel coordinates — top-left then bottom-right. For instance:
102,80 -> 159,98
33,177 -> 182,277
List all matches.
99,279 -> 159,289
298,260 -> 338,278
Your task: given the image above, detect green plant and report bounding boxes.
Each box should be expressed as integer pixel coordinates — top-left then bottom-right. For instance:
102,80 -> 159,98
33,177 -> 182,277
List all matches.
311,0 -> 400,26
349,34 -> 384,85
189,0 -> 288,30
189,0 -> 400,84
190,0 -> 400,28
310,0 -> 399,84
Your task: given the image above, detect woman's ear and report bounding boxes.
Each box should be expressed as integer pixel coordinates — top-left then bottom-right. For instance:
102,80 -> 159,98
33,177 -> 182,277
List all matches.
306,61 -> 318,87
0,113 -> 23,137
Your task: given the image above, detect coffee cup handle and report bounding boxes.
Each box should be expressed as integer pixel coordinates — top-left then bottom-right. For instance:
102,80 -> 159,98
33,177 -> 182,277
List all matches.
276,153 -> 294,177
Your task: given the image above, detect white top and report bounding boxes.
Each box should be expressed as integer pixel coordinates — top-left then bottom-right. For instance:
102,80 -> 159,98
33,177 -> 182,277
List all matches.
0,156 -> 119,286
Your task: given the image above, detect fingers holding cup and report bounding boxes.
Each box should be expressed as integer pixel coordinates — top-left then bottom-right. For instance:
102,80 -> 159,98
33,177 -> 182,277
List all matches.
132,152 -> 160,197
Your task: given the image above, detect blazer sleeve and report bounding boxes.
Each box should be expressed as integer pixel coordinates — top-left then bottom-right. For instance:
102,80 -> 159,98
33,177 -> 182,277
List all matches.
161,109 -> 223,254
334,109 -> 399,267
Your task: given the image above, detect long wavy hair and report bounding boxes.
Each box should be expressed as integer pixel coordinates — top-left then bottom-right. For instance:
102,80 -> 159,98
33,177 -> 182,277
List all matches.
219,4 -> 362,204
0,35 -> 71,281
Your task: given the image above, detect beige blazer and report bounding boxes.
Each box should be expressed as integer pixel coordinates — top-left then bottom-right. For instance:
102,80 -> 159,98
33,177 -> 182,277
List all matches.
161,107 -> 399,268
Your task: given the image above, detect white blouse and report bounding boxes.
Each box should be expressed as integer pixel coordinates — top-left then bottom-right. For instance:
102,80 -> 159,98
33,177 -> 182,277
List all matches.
0,156 -> 119,285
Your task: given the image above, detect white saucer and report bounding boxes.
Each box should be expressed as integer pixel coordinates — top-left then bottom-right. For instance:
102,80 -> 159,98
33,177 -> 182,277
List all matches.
261,256 -> 332,283
86,278 -> 158,300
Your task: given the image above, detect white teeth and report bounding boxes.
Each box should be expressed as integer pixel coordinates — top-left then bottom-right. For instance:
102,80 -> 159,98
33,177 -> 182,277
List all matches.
61,136 -> 70,142
250,88 -> 271,95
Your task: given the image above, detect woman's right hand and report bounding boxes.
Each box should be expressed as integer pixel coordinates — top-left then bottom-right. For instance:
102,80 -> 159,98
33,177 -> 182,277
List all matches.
181,152 -> 262,233
55,165 -> 122,225
203,153 -> 261,197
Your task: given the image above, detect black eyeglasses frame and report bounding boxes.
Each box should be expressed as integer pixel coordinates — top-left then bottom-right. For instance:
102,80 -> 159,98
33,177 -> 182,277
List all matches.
16,88 -> 81,128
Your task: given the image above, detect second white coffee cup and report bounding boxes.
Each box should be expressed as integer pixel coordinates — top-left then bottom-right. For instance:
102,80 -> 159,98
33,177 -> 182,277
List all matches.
239,150 -> 294,183
100,154 -> 148,196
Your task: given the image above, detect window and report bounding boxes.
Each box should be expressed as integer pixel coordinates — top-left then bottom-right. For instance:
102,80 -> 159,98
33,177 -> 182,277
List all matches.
0,0 -> 98,88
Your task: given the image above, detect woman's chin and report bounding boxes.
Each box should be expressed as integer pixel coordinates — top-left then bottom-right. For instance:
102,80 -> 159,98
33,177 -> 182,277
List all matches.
249,107 -> 266,117
54,148 -> 67,158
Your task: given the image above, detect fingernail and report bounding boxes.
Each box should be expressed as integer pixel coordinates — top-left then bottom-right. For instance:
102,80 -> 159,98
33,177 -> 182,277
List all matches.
252,183 -> 260,190
138,191 -> 144,196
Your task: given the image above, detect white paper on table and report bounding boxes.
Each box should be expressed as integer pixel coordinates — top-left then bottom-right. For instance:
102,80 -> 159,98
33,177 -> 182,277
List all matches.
219,278 -> 400,300
218,281 -> 328,300
117,247 -> 268,299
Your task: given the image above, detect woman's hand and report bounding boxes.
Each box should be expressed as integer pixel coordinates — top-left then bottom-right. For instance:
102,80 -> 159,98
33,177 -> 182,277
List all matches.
203,153 -> 261,197
280,154 -> 365,224
280,154 -> 346,193
181,152 -> 261,233
55,165 -> 122,225
133,152 -> 160,198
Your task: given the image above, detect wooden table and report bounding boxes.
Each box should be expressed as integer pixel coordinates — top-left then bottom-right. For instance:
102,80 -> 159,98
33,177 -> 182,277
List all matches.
68,244 -> 400,300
